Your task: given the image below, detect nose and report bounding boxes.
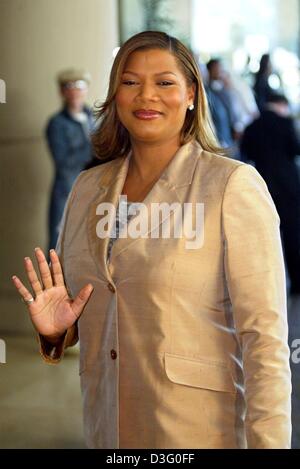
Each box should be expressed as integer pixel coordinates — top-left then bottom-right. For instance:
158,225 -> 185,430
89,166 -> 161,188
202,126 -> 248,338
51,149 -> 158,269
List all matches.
137,82 -> 159,102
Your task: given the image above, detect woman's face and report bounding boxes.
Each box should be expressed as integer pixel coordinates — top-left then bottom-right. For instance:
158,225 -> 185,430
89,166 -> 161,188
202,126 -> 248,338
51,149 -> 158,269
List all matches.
115,48 -> 195,145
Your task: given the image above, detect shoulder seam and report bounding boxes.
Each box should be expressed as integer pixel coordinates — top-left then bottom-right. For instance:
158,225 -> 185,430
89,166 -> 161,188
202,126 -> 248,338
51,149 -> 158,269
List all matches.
220,163 -> 255,246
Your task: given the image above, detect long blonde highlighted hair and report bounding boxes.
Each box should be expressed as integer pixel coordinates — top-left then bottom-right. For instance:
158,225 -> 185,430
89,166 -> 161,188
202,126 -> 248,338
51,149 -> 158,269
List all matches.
92,31 -> 225,160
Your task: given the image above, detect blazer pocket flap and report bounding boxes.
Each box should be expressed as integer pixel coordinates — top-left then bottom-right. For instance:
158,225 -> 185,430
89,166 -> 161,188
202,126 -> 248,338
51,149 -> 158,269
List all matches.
164,353 -> 236,394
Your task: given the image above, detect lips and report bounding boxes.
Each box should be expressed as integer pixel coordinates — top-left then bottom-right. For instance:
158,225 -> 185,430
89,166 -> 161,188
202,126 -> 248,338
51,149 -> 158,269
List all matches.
133,109 -> 162,120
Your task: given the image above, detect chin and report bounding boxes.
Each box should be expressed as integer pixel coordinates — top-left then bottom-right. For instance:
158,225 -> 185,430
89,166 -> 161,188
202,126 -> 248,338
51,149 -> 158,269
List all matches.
131,132 -> 164,143
129,123 -> 164,139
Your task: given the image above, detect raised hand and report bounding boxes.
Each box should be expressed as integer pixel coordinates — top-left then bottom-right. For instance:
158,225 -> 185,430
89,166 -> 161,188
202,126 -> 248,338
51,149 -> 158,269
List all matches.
12,247 -> 93,342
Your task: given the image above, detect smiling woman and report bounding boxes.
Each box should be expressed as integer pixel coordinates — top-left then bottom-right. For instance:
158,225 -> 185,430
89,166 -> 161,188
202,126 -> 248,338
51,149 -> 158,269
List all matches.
116,49 -> 195,145
12,30 -> 291,449
92,31 -> 223,162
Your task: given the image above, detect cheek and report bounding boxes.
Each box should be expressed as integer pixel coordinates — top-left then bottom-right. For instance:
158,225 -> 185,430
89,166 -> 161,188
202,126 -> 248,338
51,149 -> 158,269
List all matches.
115,91 -> 133,123
165,90 -> 187,114
115,90 -> 132,110
75,91 -> 86,99
67,90 -> 84,99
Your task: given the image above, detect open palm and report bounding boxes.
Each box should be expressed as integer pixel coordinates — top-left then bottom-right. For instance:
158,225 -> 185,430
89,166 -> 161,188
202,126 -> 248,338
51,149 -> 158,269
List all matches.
12,247 -> 93,341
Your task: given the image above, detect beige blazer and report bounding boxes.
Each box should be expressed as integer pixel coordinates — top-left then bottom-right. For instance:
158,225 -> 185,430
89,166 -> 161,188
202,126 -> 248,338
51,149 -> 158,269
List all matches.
39,139 -> 292,449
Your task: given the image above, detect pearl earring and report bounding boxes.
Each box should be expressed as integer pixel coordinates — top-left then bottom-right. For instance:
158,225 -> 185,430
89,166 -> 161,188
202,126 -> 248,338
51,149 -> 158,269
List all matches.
188,103 -> 194,111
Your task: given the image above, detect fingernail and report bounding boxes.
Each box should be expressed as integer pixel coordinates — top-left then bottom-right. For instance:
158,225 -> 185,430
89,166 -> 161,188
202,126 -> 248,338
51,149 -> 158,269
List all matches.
12,275 -> 16,280
34,247 -> 40,251
50,249 -> 55,254
24,257 -> 30,261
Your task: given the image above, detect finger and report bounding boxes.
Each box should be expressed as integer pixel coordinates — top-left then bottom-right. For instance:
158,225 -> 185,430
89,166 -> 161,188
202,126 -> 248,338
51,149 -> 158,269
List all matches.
24,257 -> 43,296
71,284 -> 94,319
49,249 -> 65,287
11,275 -> 35,303
34,247 -> 53,289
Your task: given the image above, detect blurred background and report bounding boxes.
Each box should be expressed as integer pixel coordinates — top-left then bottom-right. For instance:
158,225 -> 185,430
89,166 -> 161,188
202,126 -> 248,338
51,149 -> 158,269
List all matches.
0,0 -> 299,448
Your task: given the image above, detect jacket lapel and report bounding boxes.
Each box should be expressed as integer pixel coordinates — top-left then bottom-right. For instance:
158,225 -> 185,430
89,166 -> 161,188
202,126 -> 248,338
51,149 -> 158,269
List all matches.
87,154 -> 129,281
87,140 -> 201,281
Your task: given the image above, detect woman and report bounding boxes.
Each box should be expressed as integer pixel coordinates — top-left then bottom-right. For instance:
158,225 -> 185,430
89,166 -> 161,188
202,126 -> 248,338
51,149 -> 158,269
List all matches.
12,31 -> 291,449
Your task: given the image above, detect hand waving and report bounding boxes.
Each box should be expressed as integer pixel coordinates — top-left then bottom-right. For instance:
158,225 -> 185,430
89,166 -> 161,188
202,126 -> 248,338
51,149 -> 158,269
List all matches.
12,247 -> 93,343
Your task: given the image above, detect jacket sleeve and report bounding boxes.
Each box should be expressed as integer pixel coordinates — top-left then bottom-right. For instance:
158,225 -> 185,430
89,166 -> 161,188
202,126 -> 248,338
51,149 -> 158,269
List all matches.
37,173 -> 86,364
222,163 -> 292,448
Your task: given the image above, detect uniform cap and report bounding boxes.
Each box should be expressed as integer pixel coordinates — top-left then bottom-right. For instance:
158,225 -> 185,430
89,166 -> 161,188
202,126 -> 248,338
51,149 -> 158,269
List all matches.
57,68 -> 91,86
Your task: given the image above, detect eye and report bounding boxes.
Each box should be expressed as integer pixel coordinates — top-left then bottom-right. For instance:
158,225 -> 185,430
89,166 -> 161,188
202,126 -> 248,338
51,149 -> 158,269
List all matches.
158,81 -> 173,86
122,80 -> 137,86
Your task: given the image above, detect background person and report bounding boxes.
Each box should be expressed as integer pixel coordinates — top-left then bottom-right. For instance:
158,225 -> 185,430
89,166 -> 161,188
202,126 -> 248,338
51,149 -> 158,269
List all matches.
241,93 -> 300,295
46,68 -> 95,251
253,53 -> 282,112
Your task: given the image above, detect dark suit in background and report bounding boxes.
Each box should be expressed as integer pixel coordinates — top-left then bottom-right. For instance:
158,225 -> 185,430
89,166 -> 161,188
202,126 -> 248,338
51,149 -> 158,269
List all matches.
241,109 -> 300,294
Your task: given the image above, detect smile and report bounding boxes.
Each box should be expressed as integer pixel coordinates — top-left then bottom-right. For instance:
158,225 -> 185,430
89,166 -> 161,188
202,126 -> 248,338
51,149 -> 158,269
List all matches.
133,110 -> 162,120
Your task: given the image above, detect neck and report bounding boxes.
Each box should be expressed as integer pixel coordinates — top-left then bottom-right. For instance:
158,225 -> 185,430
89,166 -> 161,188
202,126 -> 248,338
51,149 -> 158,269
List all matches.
129,136 -> 181,182
66,104 -> 84,114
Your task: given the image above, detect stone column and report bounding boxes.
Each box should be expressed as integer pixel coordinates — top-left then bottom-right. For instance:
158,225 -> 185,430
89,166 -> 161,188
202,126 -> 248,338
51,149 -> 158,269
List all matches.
0,0 -> 119,333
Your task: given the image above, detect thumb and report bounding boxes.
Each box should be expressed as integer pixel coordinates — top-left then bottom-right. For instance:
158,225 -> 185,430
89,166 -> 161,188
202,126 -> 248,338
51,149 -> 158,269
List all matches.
71,283 -> 94,319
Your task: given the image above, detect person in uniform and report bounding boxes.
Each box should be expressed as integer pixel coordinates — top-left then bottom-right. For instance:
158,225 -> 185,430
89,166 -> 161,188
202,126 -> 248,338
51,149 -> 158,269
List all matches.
46,68 -> 94,251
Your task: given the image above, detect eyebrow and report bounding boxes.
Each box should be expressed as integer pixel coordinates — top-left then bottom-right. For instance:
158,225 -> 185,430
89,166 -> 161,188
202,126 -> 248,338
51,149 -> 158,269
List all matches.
122,70 -> 177,77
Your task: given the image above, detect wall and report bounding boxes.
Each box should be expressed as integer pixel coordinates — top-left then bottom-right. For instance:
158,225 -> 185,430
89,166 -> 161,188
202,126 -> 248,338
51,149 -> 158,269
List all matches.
0,0 -> 119,333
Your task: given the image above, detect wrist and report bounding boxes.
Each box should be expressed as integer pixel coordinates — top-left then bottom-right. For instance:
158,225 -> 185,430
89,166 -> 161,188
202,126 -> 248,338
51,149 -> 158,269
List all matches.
42,330 -> 67,345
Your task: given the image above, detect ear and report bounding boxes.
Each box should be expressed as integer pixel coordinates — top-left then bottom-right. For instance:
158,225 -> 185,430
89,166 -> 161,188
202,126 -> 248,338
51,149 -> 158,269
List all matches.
187,82 -> 196,105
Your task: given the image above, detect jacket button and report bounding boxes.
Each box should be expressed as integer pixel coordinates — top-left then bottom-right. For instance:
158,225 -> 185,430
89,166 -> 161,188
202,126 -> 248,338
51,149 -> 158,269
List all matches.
110,349 -> 117,360
107,282 -> 116,293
